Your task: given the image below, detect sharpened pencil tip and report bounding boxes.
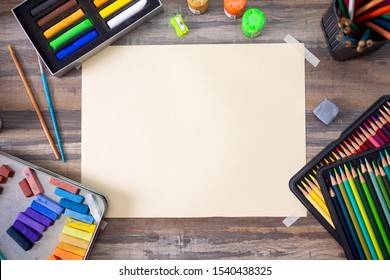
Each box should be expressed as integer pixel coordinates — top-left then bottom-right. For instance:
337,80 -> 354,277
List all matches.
8,44 -> 13,53
338,166 -> 343,173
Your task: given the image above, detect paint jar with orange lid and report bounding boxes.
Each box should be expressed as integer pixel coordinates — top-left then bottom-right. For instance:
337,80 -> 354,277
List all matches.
224,0 -> 247,19
187,0 -> 209,14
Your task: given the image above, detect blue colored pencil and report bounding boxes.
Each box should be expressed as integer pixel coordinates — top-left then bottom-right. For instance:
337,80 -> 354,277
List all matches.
37,54 -> 65,162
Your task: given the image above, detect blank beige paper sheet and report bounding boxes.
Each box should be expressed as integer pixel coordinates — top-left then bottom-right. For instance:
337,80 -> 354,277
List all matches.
81,44 -> 307,218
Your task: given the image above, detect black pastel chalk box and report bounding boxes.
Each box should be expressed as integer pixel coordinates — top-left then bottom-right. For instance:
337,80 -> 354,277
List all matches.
12,0 -> 163,77
289,95 -> 390,245
0,150 -> 107,259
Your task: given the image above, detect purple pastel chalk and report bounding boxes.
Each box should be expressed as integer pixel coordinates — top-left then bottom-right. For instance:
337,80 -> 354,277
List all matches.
35,194 -> 64,214
12,220 -> 42,242
25,207 -> 54,227
17,212 -> 47,233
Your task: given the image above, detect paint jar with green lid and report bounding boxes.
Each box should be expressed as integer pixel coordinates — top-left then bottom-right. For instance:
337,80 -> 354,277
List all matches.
241,8 -> 266,38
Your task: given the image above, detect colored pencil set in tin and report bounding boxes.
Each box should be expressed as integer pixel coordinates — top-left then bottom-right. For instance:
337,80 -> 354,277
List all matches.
12,0 -> 163,76
290,95 -> 390,259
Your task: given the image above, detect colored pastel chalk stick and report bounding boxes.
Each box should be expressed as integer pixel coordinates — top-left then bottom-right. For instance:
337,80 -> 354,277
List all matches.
0,250 -> 5,260
0,164 -> 14,178
62,225 -> 93,241
59,233 -> 90,249
60,198 -> 89,214
64,208 -> 94,224
17,212 -> 47,233
25,207 -> 54,227
48,254 -> 61,260
50,177 -> 80,194
56,30 -> 99,60
66,217 -> 97,233
30,200 -> 59,221
6,226 -> 34,251
19,178 -> 33,197
43,8 -> 85,39
53,247 -> 84,260
35,194 -> 64,214
24,167 -> 44,195
0,186 -> 3,194
13,219 -> 42,242
58,241 -> 87,257
54,187 -> 84,203
0,175 -> 6,183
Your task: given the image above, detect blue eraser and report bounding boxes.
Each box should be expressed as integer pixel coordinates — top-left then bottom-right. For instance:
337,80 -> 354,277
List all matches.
60,198 -> 89,214
64,208 -> 94,224
30,200 -> 59,221
313,98 -> 339,125
54,187 -> 84,203
35,194 -> 64,215
6,226 -> 34,251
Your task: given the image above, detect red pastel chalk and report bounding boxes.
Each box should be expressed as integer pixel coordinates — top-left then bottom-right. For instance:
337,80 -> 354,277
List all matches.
19,178 -> 33,197
24,167 -> 44,195
0,165 -> 14,178
49,177 -> 80,194
0,175 -> 6,184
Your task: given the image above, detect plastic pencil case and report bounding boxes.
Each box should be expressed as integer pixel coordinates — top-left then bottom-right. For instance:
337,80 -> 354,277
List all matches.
12,0 -> 163,77
289,95 -> 390,243
0,150 -> 107,260
321,0 -> 388,61
317,144 -> 390,260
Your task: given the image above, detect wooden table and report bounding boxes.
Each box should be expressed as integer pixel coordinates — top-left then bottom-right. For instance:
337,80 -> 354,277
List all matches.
1,0 -> 389,260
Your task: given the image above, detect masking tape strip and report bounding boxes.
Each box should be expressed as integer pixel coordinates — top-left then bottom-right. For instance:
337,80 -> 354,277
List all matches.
85,193 -> 102,224
283,34 -> 320,67
282,206 -> 307,227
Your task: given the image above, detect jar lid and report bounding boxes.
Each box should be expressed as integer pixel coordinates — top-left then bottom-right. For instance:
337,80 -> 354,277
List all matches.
242,8 -> 266,38
224,0 -> 247,15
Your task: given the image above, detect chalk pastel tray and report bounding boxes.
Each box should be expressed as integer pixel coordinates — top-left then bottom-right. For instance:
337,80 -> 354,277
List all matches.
289,95 -> 390,244
0,150 -> 108,260
317,144 -> 390,260
12,0 -> 163,77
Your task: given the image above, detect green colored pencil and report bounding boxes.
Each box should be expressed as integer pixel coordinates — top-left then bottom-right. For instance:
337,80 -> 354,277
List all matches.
373,161 -> 390,213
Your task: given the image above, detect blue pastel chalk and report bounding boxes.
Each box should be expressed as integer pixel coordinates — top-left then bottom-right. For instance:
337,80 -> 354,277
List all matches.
17,212 -> 47,233
25,207 -> 54,227
30,200 -> 59,221
54,187 -> 84,203
6,226 -> 34,251
13,219 -> 42,242
64,208 -> 94,224
59,198 -> 89,214
56,30 -> 99,60
35,194 -> 64,214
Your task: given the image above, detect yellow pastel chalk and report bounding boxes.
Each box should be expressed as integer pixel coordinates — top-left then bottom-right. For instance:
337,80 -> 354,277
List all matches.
66,217 -> 97,233
99,0 -> 133,19
59,233 -> 90,249
43,8 -> 85,39
62,225 -> 93,241
58,241 -> 87,257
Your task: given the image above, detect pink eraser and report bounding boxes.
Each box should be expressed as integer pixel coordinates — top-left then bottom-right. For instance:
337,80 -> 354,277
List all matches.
19,178 -> 33,197
0,165 -> 14,178
23,167 -> 44,195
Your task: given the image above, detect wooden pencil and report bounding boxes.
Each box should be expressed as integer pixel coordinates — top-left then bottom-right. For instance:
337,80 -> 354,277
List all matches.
377,160 -> 390,197
8,45 -> 60,160
354,4 -> 390,23
353,133 -> 369,151
373,161 -> 390,212
377,114 -> 390,134
301,181 -> 329,215
330,172 -> 365,259
368,119 -> 390,143
340,143 -> 353,156
348,137 -> 363,153
341,165 -> 380,259
364,123 -> 386,146
372,116 -> 390,139
343,140 -> 356,154
356,130 -> 375,149
358,167 -> 390,257
355,0 -> 386,17
360,125 -> 381,147
304,176 -> 325,200
334,167 -> 372,259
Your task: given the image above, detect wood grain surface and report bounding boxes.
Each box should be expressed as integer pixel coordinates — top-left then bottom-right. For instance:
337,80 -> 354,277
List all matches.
1,0 -> 389,260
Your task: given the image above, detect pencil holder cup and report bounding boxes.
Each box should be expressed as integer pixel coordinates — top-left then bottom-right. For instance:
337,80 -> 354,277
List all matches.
321,0 -> 389,61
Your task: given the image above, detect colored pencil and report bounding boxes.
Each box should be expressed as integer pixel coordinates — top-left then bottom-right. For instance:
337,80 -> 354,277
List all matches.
358,167 -> 390,258
357,130 -> 375,149
298,185 -> 335,228
353,133 -> 369,151
377,114 -> 390,133
373,161 -> 390,211
348,137 -> 363,153
354,4 -> 390,23
355,0 -> 387,17
349,164 -> 386,259
343,140 -> 356,154
380,151 -> 390,186
360,125 -> 381,147
340,143 -> 352,156
368,119 -> 390,143
341,166 -> 380,259
37,54 -> 66,162
304,176 -> 325,200
364,159 -> 390,225
334,168 -> 372,259
364,123 -> 386,146
365,21 -> 390,39
372,116 -> 390,139
8,45 -> 60,160
378,159 -> 390,196
330,172 -> 365,259
301,181 -> 329,215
